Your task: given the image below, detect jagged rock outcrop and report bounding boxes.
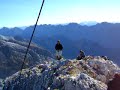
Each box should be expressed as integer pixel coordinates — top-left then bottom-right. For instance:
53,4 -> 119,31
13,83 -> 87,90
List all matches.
2,56 -> 120,90
0,35 -> 52,78
0,79 -> 3,90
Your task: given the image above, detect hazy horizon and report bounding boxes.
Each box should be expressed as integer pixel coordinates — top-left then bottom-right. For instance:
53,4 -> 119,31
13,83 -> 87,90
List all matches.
1,21 -> 120,29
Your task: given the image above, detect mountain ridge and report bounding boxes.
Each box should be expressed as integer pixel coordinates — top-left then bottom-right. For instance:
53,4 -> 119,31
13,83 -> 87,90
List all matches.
0,35 -> 52,79
0,22 -> 120,66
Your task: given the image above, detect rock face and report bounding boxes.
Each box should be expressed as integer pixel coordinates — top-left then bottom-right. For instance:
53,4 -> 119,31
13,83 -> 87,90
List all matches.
0,35 -> 52,78
2,56 -> 120,90
0,79 -> 3,90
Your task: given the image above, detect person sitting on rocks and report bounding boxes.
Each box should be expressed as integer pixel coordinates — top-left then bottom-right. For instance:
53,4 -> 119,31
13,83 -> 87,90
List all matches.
76,50 -> 85,60
101,56 -> 109,60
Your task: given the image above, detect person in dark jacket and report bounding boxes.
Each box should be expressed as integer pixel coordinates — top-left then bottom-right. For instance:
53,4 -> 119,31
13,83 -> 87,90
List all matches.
76,50 -> 85,60
55,40 -> 63,60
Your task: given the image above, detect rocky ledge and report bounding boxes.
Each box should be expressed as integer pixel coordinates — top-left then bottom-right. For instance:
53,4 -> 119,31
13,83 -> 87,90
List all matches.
2,56 -> 120,90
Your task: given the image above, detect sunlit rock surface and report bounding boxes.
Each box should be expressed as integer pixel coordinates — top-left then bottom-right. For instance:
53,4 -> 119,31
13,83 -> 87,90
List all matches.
2,56 -> 120,90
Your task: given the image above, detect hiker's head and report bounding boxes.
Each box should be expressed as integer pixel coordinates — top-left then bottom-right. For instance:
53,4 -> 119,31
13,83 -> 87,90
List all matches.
57,40 -> 60,44
80,50 -> 83,53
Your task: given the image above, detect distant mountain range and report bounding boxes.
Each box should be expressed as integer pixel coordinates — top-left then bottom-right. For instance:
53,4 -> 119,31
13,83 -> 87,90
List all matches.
0,22 -> 120,66
0,35 -> 52,78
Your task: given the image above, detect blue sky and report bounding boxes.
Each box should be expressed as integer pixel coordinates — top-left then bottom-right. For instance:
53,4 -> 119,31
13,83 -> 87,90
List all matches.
0,0 -> 120,27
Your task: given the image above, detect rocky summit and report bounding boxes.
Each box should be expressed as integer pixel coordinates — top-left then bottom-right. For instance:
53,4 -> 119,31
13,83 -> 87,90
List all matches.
2,56 -> 120,90
0,35 -> 52,78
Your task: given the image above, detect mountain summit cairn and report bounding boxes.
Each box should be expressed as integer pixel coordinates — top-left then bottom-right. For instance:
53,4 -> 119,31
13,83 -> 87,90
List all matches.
2,56 -> 120,90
